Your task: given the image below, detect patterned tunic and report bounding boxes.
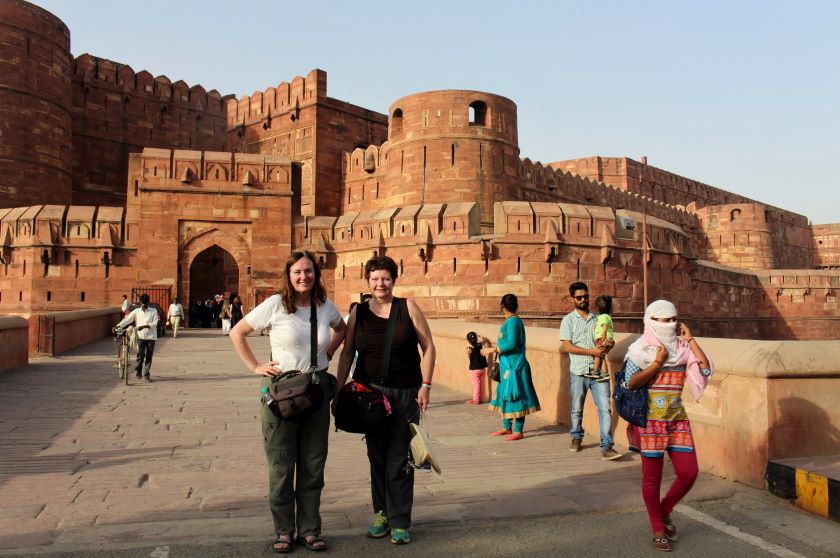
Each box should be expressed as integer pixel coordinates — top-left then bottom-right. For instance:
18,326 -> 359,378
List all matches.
624,360 -> 711,458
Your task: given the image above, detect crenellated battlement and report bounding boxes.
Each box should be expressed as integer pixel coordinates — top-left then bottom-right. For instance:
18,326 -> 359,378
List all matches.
225,69 -> 327,128
72,54 -> 229,114
0,204 -> 125,248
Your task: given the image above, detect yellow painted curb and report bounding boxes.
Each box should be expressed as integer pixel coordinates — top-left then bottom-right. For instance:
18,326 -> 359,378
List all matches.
795,469 -> 829,518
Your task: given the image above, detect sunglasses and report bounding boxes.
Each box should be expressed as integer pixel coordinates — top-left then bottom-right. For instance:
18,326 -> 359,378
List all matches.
573,294 -> 589,301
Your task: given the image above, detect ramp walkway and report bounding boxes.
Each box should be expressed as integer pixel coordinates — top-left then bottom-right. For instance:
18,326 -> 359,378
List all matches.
0,330 -> 740,552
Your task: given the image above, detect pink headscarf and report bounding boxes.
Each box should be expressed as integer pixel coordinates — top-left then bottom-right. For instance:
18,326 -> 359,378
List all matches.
624,300 -> 711,402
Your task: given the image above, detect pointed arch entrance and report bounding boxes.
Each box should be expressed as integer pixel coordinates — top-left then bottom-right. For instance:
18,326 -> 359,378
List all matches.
178,227 -> 251,328
186,244 -> 240,328
189,245 -> 239,309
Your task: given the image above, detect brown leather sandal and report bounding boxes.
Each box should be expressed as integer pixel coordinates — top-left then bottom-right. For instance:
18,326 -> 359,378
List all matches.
653,537 -> 672,552
297,535 -> 327,552
273,535 -> 293,554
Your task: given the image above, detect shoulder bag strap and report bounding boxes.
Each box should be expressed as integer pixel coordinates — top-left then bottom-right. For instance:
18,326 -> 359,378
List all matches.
378,297 -> 402,382
310,293 -> 318,371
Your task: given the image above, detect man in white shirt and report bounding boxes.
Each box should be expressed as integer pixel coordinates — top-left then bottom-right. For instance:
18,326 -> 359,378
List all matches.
115,293 -> 159,382
167,298 -> 185,338
120,294 -> 130,316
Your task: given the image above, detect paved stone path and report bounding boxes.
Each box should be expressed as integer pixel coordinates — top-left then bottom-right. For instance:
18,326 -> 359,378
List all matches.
0,330 -> 741,553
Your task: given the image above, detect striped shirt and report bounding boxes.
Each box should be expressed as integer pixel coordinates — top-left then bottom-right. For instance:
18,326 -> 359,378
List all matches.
559,310 -> 597,376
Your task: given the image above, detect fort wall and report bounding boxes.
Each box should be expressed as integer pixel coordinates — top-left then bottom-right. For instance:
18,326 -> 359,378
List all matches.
812,223 -> 840,269
292,200 -> 840,340
226,69 -> 388,217
69,54 -> 230,206
0,0 -> 73,207
695,203 -> 813,269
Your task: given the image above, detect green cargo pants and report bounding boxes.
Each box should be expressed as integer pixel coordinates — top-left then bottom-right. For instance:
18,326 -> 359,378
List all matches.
260,372 -> 332,537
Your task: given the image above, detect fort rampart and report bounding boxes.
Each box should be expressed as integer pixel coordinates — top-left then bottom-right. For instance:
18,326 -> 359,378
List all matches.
0,0 -> 73,206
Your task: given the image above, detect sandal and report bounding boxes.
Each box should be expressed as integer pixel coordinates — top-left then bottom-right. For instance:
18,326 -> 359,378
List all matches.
273,535 -> 293,554
491,429 -> 512,436
664,521 -> 678,541
653,537 -> 672,552
297,535 -> 327,552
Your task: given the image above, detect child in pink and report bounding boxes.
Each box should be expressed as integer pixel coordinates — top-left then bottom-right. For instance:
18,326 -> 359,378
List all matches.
465,331 -> 490,404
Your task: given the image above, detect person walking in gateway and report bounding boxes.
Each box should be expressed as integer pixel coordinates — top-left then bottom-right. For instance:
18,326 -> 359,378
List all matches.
623,300 -> 712,552
167,298 -> 184,338
120,294 -> 130,316
230,295 -> 244,329
114,293 -> 158,382
485,294 -> 540,440
334,255 -> 436,546
230,250 -> 346,553
220,298 -> 232,335
559,282 -> 623,460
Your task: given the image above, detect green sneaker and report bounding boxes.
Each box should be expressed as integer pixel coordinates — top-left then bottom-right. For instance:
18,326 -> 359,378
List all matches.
367,511 -> 389,538
390,528 -> 411,545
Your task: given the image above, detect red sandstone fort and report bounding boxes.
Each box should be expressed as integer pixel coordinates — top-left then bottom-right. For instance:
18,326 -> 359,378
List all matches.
1,0 -> 838,340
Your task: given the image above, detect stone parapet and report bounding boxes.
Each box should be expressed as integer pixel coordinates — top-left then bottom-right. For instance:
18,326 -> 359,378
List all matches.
0,314 -> 28,372
29,306 -> 120,355
428,319 -> 840,487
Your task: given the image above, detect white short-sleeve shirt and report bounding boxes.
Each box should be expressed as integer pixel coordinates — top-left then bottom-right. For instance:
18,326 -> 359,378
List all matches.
244,294 -> 342,372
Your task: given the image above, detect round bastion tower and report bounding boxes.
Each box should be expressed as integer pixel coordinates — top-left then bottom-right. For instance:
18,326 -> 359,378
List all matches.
383,90 -> 521,230
0,0 -> 73,207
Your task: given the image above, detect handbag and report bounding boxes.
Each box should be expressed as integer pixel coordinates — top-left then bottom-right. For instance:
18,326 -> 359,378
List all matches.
487,353 -> 500,382
333,299 -> 402,434
612,367 -> 649,427
409,411 -> 441,474
265,294 -> 324,419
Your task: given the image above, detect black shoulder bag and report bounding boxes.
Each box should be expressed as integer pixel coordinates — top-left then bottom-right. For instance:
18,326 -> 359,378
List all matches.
266,297 -> 325,419
333,299 -> 402,434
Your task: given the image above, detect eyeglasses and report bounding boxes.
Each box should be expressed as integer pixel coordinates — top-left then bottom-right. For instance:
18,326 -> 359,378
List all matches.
573,295 -> 589,301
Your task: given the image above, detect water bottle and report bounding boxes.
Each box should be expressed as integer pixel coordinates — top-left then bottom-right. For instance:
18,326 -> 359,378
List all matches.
261,387 -> 273,406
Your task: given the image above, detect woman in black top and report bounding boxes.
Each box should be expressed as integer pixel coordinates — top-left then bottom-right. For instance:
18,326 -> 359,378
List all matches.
465,331 -> 490,404
334,255 -> 436,546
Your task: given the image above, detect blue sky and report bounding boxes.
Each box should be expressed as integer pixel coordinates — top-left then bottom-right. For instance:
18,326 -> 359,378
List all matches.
35,0 -> 839,224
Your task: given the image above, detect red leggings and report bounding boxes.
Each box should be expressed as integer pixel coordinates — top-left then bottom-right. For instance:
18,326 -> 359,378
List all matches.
641,450 -> 699,533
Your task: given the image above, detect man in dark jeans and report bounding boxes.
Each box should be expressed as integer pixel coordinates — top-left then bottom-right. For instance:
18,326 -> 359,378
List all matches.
114,293 -> 159,382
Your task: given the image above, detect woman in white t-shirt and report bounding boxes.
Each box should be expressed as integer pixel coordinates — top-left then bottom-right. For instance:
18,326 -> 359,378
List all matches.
230,250 -> 345,553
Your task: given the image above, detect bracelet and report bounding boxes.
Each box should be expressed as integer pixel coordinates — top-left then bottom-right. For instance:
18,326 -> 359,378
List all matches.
421,383 -> 432,390
685,337 -> 695,343
653,360 -> 664,367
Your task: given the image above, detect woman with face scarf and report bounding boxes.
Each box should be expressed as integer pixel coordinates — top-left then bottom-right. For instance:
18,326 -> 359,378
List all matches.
623,300 -> 712,552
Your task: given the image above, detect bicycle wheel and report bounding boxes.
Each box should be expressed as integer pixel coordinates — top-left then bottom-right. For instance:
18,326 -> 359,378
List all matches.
120,343 -> 129,383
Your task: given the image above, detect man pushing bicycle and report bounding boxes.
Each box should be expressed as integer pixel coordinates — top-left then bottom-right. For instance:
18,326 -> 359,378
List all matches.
114,293 -> 159,382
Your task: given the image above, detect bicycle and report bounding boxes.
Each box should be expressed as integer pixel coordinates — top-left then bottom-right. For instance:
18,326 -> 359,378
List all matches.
114,325 -> 133,385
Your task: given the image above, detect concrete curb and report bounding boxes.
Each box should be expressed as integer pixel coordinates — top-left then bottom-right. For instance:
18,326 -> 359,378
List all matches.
766,460 -> 840,522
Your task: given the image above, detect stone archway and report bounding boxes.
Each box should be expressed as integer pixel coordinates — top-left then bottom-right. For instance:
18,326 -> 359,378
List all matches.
188,245 -> 239,327
178,227 -> 251,327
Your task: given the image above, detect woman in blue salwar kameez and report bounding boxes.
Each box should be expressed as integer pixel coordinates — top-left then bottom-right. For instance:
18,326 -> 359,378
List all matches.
486,294 -> 540,441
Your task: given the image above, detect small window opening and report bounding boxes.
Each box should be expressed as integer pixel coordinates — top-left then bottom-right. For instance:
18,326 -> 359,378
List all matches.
391,108 -> 403,135
451,144 -> 455,167
80,292 -> 85,302
134,179 -> 139,196
47,291 -> 52,302
469,100 -> 487,127
517,257 -> 521,274
453,258 -> 457,275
